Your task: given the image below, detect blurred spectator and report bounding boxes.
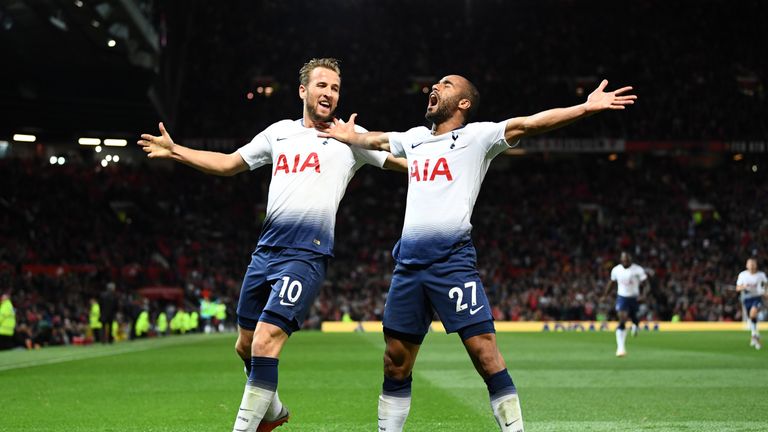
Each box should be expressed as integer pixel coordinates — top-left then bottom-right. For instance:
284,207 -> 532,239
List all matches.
99,282 -> 118,344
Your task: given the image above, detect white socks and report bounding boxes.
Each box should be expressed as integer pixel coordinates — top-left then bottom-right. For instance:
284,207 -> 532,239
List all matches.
616,328 -> 627,353
264,390 -> 285,421
232,384 -> 275,432
492,393 -> 524,432
378,394 -> 411,432
749,320 -> 759,337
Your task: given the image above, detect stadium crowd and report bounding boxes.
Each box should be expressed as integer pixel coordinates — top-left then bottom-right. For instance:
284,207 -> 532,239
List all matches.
1,153 -> 764,348
1,0 -> 765,349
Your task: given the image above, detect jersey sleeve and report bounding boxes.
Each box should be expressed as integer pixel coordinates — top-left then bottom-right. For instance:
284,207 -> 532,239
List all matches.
472,121 -> 517,159
610,266 -> 618,281
736,272 -> 746,286
237,128 -> 273,170
387,131 -> 407,158
351,124 -> 388,169
637,266 -> 649,281
351,146 -> 388,169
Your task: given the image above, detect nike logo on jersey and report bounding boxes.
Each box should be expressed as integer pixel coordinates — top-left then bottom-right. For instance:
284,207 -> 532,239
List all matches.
276,137 -> 288,141
279,300 -> 295,307
411,142 -> 424,148
469,305 -> 484,315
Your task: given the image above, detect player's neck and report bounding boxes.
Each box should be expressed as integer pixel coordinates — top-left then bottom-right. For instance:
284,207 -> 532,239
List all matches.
431,117 -> 465,136
301,111 -> 327,129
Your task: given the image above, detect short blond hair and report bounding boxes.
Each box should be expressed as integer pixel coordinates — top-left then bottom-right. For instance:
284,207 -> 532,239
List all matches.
299,58 -> 341,86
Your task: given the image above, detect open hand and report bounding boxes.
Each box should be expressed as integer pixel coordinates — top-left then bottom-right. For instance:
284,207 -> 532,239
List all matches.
585,80 -> 637,113
317,114 -> 359,144
138,122 -> 175,158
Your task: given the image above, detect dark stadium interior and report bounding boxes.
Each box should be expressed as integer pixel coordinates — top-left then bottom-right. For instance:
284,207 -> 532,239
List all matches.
1,0 -> 766,347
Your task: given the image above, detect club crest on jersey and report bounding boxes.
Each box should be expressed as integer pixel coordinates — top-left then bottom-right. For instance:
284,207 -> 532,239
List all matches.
409,157 -> 453,182
273,152 -> 321,176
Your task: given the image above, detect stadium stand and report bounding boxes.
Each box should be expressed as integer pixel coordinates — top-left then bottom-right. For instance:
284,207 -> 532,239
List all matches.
1,0 -> 765,348
1,152 -> 764,347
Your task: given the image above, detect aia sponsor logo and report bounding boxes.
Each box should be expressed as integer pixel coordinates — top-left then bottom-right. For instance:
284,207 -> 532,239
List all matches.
409,158 -> 453,182
273,152 -> 321,175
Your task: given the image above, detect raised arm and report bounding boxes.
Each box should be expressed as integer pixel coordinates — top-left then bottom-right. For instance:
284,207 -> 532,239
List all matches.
504,80 -> 637,143
318,114 -> 391,151
138,122 -> 249,176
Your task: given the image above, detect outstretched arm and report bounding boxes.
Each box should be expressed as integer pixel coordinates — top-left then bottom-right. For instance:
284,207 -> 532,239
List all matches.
318,114 -> 391,151
383,154 -> 408,172
504,80 -> 637,143
138,122 -> 249,176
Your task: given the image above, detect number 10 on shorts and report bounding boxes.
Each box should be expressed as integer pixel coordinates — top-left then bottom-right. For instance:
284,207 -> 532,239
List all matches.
279,276 -> 303,306
449,281 -> 482,314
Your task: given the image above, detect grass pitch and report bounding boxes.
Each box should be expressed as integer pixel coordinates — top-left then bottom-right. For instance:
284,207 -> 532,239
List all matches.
1,330 -> 766,431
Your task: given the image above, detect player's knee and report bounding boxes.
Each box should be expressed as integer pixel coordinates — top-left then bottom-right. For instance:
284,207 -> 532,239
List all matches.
383,349 -> 411,380
235,337 -> 250,360
466,335 -> 503,373
251,333 -> 275,356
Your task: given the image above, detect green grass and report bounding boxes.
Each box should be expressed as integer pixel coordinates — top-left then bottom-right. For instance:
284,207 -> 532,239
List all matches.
1,331 -> 766,431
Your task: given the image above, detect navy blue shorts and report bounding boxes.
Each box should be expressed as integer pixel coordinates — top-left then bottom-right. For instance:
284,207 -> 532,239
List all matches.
615,295 -> 639,315
744,296 -> 764,312
383,243 -> 494,338
236,246 -> 327,334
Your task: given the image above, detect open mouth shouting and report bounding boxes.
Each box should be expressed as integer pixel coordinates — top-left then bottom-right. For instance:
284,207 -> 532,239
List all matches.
427,91 -> 439,111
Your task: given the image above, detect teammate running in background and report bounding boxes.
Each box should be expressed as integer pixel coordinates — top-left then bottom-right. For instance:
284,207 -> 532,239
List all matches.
604,252 -> 649,357
139,58 -> 406,432
320,76 -> 636,432
736,257 -> 767,350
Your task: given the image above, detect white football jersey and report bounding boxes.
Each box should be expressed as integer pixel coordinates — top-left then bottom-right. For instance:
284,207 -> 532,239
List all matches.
388,121 -> 515,264
610,264 -> 648,298
736,270 -> 767,299
237,119 -> 388,256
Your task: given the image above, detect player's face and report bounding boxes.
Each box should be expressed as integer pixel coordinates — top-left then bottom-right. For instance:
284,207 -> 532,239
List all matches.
425,75 -> 466,124
300,67 -> 340,122
620,253 -> 631,268
747,259 -> 757,272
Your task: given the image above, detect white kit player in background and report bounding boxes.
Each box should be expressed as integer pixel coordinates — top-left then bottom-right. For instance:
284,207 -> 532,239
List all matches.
604,252 -> 649,357
138,58 -> 406,432
320,76 -> 636,432
736,257 -> 767,350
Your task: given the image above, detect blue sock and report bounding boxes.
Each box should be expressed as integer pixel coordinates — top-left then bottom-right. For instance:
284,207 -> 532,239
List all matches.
382,374 -> 412,397
248,356 -> 279,391
485,369 -> 516,400
243,358 -> 252,376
